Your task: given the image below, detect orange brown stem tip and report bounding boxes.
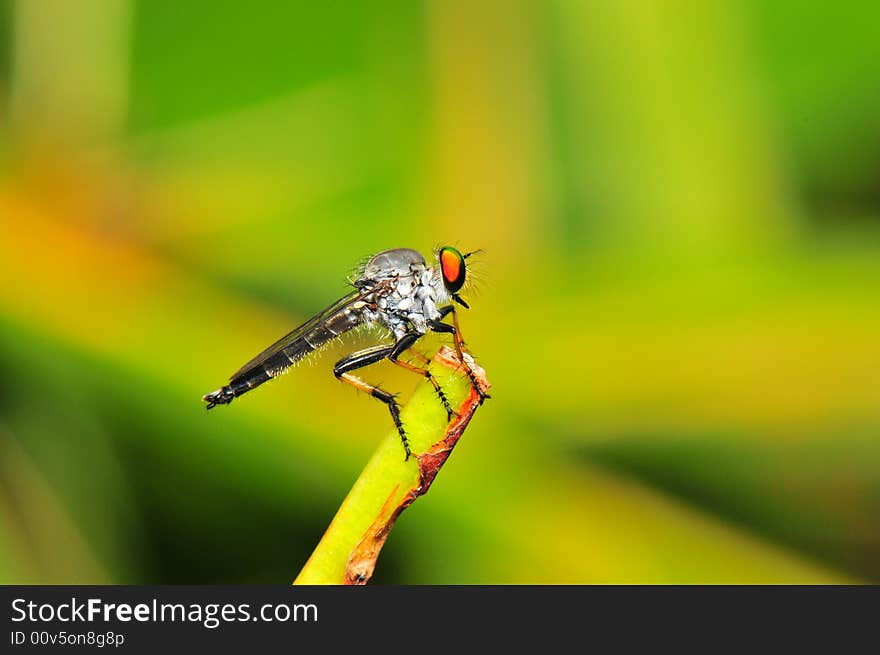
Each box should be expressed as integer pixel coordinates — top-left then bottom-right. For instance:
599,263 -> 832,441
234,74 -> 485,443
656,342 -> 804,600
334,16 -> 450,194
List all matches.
345,351 -> 486,584
294,345 -> 489,586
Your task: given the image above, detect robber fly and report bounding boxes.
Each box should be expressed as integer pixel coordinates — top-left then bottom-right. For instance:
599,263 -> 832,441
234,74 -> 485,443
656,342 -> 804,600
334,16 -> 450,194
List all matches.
203,246 -> 488,459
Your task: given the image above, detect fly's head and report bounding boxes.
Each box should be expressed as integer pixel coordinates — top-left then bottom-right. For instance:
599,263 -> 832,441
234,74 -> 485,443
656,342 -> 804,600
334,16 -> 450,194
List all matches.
432,246 -> 480,309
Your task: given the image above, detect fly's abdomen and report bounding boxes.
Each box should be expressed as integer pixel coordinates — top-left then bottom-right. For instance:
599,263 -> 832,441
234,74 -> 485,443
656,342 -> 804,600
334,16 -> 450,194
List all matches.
203,303 -> 366,409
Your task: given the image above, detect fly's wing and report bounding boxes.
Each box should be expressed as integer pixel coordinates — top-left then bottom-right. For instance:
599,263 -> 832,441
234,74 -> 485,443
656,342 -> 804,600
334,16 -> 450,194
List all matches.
229,289 -> 370,383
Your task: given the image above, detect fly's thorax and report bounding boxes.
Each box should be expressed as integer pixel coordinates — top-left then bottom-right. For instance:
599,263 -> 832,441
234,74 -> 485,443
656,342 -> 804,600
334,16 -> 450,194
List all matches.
370,268 -> 444,339
361,248 -> 426,281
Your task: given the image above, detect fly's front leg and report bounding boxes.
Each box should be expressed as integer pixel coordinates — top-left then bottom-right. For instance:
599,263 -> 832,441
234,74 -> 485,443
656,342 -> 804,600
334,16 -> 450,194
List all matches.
437,304 -> 468,351
436,303 -> 474,358
429,309 -> 490,404
389,333 -> 457,421
333,344 -> 411,460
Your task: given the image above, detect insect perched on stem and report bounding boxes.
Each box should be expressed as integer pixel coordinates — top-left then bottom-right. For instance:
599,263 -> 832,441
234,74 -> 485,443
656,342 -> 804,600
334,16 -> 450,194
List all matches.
202,246 -> 489,459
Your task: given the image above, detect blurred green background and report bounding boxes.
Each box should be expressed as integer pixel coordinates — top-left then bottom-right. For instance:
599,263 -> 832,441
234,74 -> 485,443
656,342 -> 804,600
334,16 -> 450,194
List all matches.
1,0 -> 879,584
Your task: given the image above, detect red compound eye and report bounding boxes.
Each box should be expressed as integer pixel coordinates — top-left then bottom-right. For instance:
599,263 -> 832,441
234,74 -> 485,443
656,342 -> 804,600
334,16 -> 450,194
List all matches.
439,246 -> 465,293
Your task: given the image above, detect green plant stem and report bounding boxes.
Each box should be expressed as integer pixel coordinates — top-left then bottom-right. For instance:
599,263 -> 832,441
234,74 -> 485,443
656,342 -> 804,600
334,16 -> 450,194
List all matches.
293,345 -> 488,585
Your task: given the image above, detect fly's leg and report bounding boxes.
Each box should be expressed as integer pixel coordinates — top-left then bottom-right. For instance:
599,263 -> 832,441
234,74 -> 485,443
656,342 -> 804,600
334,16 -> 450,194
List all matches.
428,318 -> 487,403
436,304 -> 473,355
333,345 -> 411,460
389,333 -> 457,421
403,349 -> 459,420
429,307 -> 491,404
437,304 -> 467,350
